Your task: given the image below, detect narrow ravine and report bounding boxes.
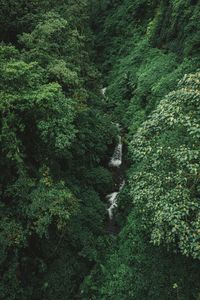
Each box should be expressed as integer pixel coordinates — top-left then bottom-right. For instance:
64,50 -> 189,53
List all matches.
101,89 -> 125,232
106,123 -> 125,234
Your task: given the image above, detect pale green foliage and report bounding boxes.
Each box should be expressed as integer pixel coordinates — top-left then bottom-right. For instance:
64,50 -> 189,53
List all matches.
129,72 -> 200,259
47,59 -> 79,87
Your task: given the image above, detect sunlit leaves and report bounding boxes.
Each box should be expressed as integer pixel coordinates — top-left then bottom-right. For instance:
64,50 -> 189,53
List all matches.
129,72 -> 200,259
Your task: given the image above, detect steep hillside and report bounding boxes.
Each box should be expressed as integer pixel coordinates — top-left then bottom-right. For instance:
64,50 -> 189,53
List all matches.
0,1 -> 200,299
81,1 -> 200,299
0,1 -> 116,299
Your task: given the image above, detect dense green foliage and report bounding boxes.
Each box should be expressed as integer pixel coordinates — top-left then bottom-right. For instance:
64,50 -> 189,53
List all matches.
81,1 -> 200,299
1,0 -> 200,299
0,1 -> 116,299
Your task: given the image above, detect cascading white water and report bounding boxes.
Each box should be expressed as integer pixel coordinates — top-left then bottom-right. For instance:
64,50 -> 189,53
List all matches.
109,135 -> 122,168
100,87 -> 124,222
101,87 -> 107,96
106,180 -> 125,219
107,124 -> 125,220
106,192 -> 118,219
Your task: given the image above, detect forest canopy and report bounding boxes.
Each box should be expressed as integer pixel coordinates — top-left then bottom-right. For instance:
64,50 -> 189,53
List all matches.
0,0 -> 200,299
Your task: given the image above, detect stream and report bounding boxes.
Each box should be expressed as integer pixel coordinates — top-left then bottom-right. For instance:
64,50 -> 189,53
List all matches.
106,123 -> 125,234
101,88 -> 125,233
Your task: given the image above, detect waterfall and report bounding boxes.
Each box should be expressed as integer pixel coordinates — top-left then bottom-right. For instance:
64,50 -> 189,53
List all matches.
106,180 -> 125,219
100,85 -> 125,222
106,124 -> 125,220
106,192 -> 118,219
101,87 -> 107,96
109,135 -> 122,168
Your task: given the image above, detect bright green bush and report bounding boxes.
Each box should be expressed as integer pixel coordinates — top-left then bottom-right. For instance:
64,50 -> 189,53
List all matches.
129,72 -> 200,259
